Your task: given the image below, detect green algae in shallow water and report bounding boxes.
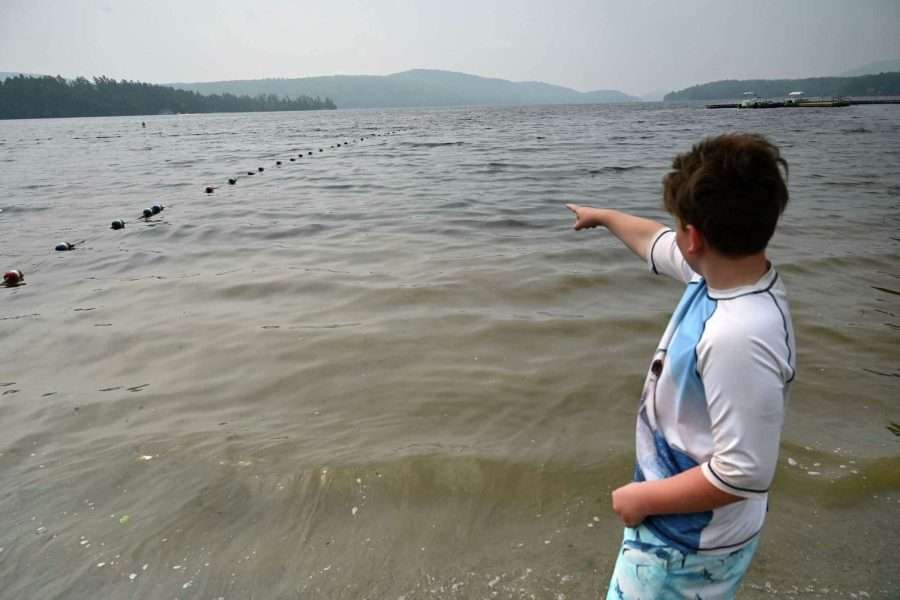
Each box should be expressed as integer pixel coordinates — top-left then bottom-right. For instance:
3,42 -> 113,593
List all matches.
777,451 -> 900,509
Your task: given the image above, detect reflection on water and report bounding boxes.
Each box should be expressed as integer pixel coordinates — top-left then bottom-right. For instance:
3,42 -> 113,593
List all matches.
1,104 -> 898,598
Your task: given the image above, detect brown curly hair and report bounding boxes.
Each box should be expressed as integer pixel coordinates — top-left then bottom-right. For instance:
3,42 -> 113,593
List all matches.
663,133 -> 789,256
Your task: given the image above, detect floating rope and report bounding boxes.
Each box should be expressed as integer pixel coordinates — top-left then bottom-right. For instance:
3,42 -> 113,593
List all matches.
3,128 -> 401,288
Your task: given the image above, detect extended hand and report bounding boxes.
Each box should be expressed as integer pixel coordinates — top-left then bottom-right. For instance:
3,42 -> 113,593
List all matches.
565,204 -> 602,230
612,482 -> 648,527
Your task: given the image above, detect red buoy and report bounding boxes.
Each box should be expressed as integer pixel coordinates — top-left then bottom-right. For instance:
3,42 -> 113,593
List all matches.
3,269 -> 24,286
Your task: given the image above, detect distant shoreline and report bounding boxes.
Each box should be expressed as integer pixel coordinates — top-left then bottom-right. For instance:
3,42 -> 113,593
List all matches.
665,71 -> 900,102
6,69 -> 900,117
0,75 -> 335,120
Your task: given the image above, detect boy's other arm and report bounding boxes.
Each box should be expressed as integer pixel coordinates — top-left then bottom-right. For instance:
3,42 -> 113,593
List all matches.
611,467 -> 742,527
565,205 -> 667,262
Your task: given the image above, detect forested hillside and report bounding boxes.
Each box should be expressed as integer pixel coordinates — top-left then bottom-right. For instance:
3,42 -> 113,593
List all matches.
664,71 -> 900,101
0,75 -> 335,119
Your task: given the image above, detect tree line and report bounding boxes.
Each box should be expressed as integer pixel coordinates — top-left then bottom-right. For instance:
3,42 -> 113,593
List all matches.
664,71 -> 900,101
0,75 -> 336,119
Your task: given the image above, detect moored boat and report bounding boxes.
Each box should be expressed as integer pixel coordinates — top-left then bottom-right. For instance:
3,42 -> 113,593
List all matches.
709,90 -> 853,109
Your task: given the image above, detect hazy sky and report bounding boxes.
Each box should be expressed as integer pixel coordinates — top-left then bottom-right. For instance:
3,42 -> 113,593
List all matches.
2,0 -> 899,95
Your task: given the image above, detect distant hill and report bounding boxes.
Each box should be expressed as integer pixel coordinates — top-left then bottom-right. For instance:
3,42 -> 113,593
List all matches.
838,58 -> 900,77
169,69 -> 639,109
664,71 -> 900,101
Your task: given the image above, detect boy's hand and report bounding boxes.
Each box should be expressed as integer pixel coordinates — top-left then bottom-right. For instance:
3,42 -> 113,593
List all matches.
611,482 -> 648,527
611,469 -> 743,528
566,204 -> 603,230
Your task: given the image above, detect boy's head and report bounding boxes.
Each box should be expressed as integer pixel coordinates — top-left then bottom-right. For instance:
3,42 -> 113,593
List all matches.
662,134 -> 788,257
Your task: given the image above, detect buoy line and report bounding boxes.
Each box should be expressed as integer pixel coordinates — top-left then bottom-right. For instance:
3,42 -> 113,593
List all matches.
3,129 -> 401,288
209,132 -> 384,190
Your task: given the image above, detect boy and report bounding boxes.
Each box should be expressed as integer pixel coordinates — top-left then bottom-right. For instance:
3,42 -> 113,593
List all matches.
567,133 -> 795,599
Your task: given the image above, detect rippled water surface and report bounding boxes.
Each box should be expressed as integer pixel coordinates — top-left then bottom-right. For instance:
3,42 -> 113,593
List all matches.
1,104 -> 899,599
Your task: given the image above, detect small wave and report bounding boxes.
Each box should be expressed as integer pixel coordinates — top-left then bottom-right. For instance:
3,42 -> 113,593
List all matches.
0,313 -> 41,322
823,179 -> 877,187
535,311 -> 585,319
588,165 -> 643,175
842,127 -> 872,134
780,253 -> 895,277
256,224 -> 330,240
446,217 -> 541,230
154,181 -> 193,189
0,204 -> 53,214
863,367 -> 900,378
438,200 -> 474,210
485,162 -> 533,171
406,141 -> 465,148
871,285 -> 900,297
292,322 -> 362,330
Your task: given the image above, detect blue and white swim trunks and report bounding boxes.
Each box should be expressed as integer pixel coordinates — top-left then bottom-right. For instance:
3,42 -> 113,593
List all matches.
606,525 -> 759,600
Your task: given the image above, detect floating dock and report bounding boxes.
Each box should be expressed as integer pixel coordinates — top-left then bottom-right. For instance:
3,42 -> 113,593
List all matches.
707,98 -> 900,109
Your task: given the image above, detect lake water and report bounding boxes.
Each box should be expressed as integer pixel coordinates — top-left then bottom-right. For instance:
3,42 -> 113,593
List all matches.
1,103 -> 898,599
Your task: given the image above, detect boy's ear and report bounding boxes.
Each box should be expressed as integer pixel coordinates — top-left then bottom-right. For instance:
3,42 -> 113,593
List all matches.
685,224 -> 705,255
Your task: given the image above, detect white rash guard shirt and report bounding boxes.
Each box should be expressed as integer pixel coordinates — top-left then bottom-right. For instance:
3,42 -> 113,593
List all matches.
634,228 -> 796,554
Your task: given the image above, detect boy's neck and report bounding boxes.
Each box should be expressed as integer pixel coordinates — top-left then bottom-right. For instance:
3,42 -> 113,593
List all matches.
699,252 -> 770,291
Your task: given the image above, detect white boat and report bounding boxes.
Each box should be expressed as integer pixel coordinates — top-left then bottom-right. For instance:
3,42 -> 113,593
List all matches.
785,91 -> 805,105
739,91 -> 780,109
